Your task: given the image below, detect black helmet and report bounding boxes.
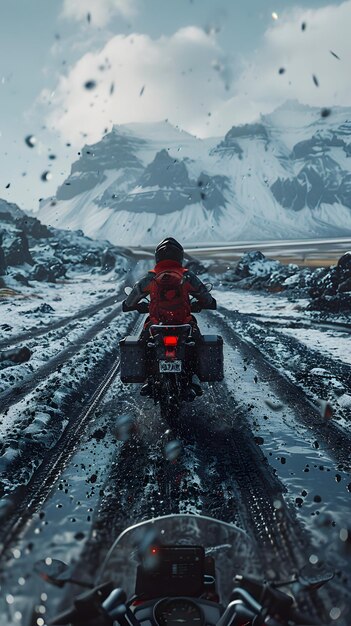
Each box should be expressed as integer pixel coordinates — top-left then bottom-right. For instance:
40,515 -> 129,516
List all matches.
155,237 -> 184,264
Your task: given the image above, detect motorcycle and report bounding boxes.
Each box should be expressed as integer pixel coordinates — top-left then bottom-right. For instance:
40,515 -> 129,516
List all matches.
35,514 -> 334,626
119,287 -> 223,422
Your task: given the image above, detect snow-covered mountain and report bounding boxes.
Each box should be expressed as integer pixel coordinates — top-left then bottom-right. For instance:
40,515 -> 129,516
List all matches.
37,101 -> 351,246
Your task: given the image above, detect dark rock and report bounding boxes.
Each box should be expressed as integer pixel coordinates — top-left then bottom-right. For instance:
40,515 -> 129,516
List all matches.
0,346 -> 31,366
83,251 -> 101,266
13,273 -> 30,286
235,251 -> 266,278
308,251 -> 351,312
30,259 -> 66,282
100,248 -> 116,272
338,277 -> 351,293
337,251 -> 351,276
15,216 -> 51,239
3,230 -> 34,266
33,303 -> 55,314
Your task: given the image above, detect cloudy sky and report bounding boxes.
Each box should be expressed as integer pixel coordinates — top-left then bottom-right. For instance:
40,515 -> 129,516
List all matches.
0,0 -> 350,210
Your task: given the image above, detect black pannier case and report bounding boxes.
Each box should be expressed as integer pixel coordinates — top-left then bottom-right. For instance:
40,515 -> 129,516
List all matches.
197,335 -> 224,382
119,336 -> 146,383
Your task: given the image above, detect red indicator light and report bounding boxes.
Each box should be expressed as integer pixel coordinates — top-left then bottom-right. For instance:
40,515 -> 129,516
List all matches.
151,547 -> 157,554
163,336 -> 178,347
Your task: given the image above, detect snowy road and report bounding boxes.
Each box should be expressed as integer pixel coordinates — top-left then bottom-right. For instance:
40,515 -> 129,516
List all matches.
0,288 -> 350,626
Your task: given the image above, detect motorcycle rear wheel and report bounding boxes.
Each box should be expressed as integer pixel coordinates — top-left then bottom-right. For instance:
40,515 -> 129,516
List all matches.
159,375 -> 181,426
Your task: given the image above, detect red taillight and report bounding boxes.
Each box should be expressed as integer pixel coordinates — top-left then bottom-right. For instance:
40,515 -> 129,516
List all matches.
163,335 -> 178,347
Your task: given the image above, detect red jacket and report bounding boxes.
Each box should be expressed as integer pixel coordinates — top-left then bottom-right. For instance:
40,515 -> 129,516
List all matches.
125,260 -> 215,324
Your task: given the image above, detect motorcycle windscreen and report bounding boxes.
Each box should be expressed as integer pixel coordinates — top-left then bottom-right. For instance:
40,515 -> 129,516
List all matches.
96,514 -> 259,605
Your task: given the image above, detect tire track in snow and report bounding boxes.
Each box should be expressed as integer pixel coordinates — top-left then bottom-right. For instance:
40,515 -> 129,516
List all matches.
211,310 -> 351,468
0,303 -> 124,414
0,293 -> 124,351
0,315 -> 144,561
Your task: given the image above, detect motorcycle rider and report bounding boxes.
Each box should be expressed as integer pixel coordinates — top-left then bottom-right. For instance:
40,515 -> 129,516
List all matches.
122,237 -> 216,399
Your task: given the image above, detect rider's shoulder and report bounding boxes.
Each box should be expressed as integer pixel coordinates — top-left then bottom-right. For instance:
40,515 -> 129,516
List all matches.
139,272 -> 155,289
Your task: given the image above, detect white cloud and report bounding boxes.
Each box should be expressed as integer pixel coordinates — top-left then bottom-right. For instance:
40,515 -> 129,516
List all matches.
210,0 -> 351,132
44,2 -> 351,144
61,0 -> 138,27
42,27 -> 229,145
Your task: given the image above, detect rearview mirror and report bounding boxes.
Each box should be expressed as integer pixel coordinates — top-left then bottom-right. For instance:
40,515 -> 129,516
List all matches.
204,282 -> 213,292
124,286 -> 132,296
34,559 -> 72,588
34,559 -> 93,589
298,564 -> 334,589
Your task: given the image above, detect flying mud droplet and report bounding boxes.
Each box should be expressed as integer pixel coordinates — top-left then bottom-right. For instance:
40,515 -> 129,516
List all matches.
139,85 -> 145,97
339,528 -> 350,542
74,531 -> 85,540
301,22 -> 306,31
278,67 -> 285,74
254,436 -> 264,445
321,108 -> 331,118
273,499 -> 282,510
264,399 -> 283,411
164,440 -> 183,462
5,183 -> 10,188
309,554 -> 318,564
312,74 -> 319,87
41,171 -> 52,182
330,50 -> 341,60
84,80 -> 97,90
25,135 -> 37,148
330,608 -> 342,621
313,494 -> 322,503
113,414 -> 136,441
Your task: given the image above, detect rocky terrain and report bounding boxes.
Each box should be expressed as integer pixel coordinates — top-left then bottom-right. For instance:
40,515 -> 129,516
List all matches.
215,250 -> 351,314
0,198 -> 127,291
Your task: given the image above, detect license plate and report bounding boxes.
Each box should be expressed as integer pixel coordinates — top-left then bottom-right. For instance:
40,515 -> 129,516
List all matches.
159,360 -> 182,373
